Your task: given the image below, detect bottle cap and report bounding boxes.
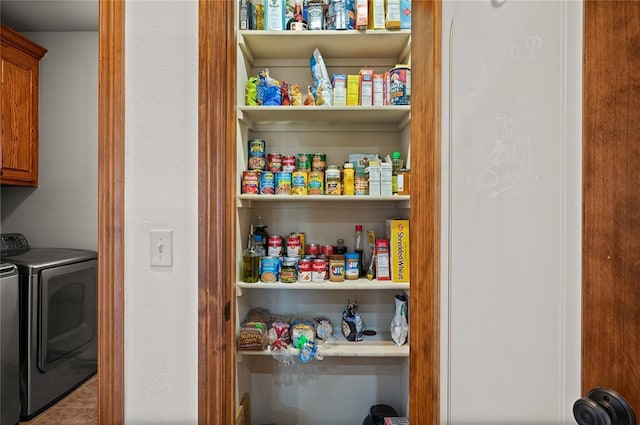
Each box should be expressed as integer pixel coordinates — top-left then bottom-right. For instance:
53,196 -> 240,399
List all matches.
391,151 -> 401,159
355,225 -> 362,231
344,162 -> 354,169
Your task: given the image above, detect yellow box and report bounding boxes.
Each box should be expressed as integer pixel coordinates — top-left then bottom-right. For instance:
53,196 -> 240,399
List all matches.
387,219 -> 410,282
347,75 -> 360,106
369,0 -> 385,29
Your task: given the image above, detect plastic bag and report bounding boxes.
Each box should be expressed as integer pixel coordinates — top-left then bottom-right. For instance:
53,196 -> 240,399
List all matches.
309,48 -> 333,106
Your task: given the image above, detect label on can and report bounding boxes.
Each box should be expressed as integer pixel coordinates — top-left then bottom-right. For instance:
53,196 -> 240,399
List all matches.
259,171 -> 275,195
296,153 -> 311,172
260,256 -> 280,283
282,155 -> 296,172
286,235 -> 301,257
275,171 -> 292,195
308,171 -> 324,195
267,235 -> 282,257
312,153 -> 326,172
291,171 -> 308,195
321,244 -> 334,256
312,258 -> 327,282
305,243 -> 320,256
248,139 -> 266,170
241,171 -> 260,194
297,258 -> 312,283
267,153 -> 282,172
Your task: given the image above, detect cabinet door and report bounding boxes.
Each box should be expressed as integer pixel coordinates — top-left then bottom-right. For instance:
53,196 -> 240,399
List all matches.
1,29 -> 45,187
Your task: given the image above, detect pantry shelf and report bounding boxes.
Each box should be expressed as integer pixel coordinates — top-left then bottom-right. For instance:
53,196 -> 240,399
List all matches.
240,339 -> 409,358
238,105 -> 410,128
238,30 -> 411,64
236,279 -> 410,291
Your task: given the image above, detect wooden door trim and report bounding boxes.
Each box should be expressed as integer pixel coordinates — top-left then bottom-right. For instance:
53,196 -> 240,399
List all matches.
582,0 -> 640,410
197,1 -> 442,423
409,1 -> 442,423
97,0 -> 125,423
198,1 -> 236,424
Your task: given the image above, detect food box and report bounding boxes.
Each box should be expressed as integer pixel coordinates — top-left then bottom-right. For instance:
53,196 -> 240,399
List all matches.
369,0 -> 385,29
360,67 -> 374,106
347,74 -> 360,106
386,218 -> 410,282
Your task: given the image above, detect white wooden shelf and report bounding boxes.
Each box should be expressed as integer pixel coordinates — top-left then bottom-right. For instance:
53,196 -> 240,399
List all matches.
238,30 -> 411,64
238,105 -> 410,129
240,339 -> 409,358
237,279 -> 410,292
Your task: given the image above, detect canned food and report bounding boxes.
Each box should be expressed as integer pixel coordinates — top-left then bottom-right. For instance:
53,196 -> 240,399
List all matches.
267,235 -> 282,257
308,171 -> 324,195
295,232 -> 306,250
305,243 -> 320,256
248,139 -> 266,170
241,171 -> 260,194
282,155 -> 296,172
259,171 -> 275,195
321,244 -> 334,256
286,235 -> 301,257
296,153 -> 311,172
297,258 -> 312,283
260,256 -> 280,283
312,153 -> 327,172
267,153 -> 282,172
275,171 -> 292,195
292,171 -> 308,195
312,258 -> 327,282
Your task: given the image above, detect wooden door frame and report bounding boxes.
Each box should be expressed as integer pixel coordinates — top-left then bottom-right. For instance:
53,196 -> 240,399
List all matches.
97,0 -> 125,423
197,1 -> 442,424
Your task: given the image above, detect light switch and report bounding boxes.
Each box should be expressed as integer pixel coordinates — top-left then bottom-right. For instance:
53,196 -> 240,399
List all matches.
150,229 -> 173,267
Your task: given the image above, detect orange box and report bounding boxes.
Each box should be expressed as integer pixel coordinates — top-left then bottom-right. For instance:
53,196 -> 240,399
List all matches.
386,219 -> 410,282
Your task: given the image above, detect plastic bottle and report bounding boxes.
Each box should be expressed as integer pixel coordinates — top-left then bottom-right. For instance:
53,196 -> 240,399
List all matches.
241,234 -> 261,283
343,162 -> 355,195
354,224 -> 364,277
391,151 -> 403,194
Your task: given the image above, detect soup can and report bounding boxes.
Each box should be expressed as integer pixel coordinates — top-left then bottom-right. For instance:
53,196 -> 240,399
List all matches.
294,232 -> 306,250
248,139 -> 266,170
286,234 -> 301,257
305,243 -> 320,257
259,171 -> 275,195
260,256 -> 280,283
275,171 -> 292,195
282,155 -> 296,172
321,244 -> 334,256
241,171 -> 260,194
312,257 -> 327,282
297,258 -> 312,283
267,235 -> 282,257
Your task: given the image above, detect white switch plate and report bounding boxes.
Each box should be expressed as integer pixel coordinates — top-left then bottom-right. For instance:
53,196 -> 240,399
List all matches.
150,229 -> 173,267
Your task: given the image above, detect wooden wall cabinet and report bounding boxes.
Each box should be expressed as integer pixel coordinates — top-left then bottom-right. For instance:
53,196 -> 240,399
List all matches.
1,24 -> 46,187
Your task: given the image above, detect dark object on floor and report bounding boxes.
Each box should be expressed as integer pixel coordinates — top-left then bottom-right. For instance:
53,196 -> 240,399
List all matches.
362,404 -> 399,425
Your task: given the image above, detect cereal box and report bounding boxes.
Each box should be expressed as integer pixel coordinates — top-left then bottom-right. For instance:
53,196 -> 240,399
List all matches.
386,219 -> 410,282
347,74 -> 360,106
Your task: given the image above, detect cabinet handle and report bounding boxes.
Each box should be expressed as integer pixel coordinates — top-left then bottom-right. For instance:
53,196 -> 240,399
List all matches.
573,387 -> 636,425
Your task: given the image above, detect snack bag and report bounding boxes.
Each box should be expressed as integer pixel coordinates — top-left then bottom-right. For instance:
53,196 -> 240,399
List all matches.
310,48 -> 333,106
257,69 -> 282,106
245,76 -> 259,106
291,83 -> 302,106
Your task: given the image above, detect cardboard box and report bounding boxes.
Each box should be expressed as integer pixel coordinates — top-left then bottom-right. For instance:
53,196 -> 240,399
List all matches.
386,219 -> 410,282
369,0 -> 385,29
360,67 -> 374,106
347,74 -> 360,106
400,0 -> 411,29
332,74 -> 347,106
385,0 -> 401,29
356,0 -> 368,29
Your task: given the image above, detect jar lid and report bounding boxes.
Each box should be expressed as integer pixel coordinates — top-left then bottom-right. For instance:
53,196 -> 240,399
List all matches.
329,254 -> 344,260
345,252 -> 359,259
344,162 -> 354,169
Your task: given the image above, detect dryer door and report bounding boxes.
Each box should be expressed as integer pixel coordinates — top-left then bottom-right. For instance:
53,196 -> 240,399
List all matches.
38,260 -> 97,372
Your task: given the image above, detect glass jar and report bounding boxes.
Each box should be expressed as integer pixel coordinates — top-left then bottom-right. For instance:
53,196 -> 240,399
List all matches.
280,260 -> 297,283
329,255 -> 345,282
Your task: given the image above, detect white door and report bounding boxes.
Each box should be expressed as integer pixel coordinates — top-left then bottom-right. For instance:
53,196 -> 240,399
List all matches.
441,1 -> 582,423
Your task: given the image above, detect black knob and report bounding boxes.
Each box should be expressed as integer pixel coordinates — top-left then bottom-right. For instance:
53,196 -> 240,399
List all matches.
574,387 -> 636,425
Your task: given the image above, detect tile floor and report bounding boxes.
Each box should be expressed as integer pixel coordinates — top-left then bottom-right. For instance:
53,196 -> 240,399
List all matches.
19,376 -> 97,425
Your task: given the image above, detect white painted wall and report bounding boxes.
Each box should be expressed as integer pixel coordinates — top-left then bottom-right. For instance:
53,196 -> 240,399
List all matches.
124,1 -> 198,423
440,1 -> 582,424
0,32 -> 98,250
